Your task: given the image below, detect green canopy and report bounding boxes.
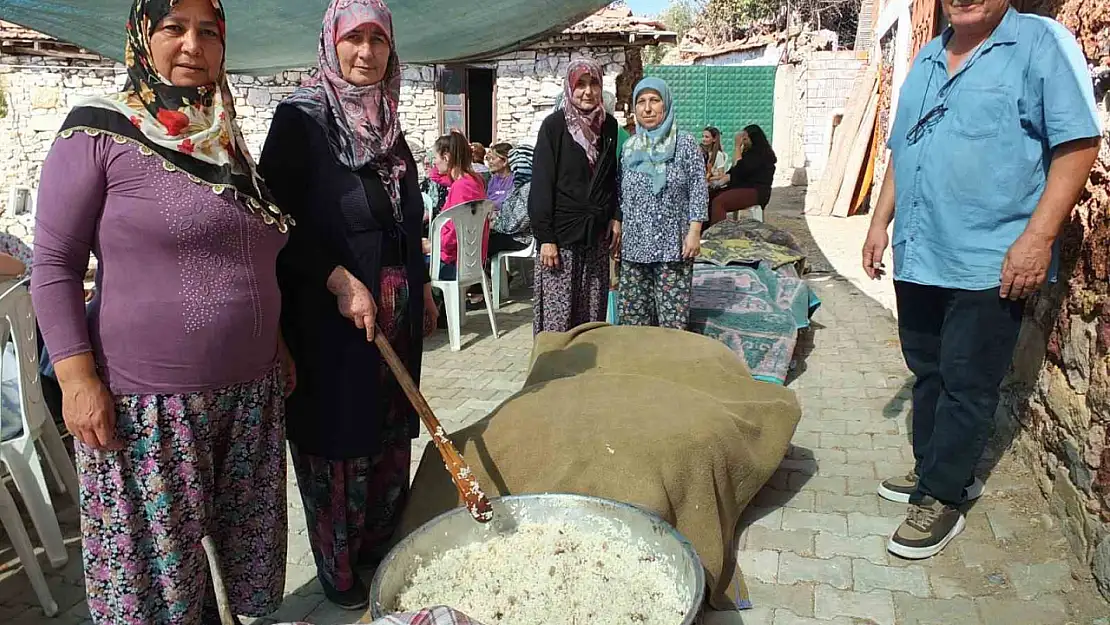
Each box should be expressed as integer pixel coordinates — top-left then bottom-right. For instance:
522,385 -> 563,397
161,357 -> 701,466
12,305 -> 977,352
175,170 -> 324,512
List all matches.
0,0 -> 609,73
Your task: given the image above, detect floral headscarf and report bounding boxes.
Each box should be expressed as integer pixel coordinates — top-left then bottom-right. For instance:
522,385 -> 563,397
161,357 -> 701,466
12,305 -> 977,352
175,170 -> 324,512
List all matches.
562,58 -> 606,167
285,0 -> 406,222
58,0 -> 286,230
622,77 -> 678,194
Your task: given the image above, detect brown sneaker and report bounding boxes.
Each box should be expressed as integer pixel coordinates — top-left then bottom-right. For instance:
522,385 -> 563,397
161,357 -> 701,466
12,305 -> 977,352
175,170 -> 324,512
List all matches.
887,497 -> 965,560
877,470 -> 985,504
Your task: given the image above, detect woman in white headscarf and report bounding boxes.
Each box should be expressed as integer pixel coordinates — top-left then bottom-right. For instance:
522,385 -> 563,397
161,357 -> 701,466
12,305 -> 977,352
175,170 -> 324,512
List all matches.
528,58 -> 620,334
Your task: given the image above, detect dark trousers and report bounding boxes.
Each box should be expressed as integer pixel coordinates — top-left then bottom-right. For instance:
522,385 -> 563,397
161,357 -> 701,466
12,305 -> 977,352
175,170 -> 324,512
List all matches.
894,281 -> 1024,506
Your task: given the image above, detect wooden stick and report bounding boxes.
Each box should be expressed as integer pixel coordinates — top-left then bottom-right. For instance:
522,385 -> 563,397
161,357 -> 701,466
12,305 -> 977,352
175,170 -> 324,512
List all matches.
201,536 -> 237,625
374,330 -> 494,523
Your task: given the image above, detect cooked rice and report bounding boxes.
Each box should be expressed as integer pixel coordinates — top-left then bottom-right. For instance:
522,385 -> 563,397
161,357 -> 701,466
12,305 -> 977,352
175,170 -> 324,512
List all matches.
395,522 -> 689,625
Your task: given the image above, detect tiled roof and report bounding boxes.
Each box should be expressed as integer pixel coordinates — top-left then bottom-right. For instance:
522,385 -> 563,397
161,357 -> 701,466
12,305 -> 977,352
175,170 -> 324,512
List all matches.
562,7 -> 674,37
0,20 -> 55,41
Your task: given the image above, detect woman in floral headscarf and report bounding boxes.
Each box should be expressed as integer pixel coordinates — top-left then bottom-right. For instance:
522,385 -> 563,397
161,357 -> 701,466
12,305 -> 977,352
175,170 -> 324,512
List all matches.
32,0 -> 292,623
261,0 -> 436,611
528,58 -> 620,334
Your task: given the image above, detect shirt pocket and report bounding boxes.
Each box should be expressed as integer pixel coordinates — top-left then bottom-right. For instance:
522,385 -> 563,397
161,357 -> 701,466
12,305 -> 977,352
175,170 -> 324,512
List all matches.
950,87 -> 1011,140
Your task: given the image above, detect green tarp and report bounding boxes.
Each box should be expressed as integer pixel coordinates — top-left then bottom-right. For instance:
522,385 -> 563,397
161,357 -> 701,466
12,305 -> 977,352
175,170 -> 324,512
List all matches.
0,0 -> 609,73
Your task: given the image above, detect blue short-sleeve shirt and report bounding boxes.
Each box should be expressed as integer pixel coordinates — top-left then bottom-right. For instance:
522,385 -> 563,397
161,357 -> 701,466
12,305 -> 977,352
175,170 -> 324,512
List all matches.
887,8 -> 1100,290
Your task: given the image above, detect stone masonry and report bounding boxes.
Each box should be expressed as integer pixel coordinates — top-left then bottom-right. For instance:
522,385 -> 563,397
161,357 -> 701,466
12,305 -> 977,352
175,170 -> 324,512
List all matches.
798,50 -> 867,184
0,45 -> 630,241
998,0 -> 1110,601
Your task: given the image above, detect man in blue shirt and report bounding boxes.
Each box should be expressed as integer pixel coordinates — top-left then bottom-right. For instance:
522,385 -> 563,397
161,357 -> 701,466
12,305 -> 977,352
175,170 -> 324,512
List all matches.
862,0 -> 1100,560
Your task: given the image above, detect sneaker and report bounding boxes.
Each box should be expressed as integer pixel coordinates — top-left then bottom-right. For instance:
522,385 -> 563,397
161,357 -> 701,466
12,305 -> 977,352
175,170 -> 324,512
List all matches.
887,496 -> 965,559
877,470 -> 985,504
320,574 -> 369,611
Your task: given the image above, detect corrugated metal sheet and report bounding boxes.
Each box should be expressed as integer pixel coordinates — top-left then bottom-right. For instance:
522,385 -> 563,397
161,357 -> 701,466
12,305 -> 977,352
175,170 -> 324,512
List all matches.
643,65 -> 776,159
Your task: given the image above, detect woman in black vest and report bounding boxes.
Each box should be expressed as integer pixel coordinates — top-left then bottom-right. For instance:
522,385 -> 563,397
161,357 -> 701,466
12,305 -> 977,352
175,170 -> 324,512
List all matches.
528,58 -> 620,334
260,0 -> 437,610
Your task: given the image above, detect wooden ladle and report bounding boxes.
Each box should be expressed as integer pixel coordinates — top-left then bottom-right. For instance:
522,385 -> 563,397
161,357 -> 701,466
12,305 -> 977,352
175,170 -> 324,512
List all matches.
374,330 -> 494,524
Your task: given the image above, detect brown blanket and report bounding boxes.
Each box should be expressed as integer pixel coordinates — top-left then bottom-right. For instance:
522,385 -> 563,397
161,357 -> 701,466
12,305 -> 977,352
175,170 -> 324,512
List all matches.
397,323 -> 801,611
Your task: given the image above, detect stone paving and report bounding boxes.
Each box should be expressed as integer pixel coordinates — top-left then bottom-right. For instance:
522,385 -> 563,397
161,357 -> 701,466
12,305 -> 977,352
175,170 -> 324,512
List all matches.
2,193 -> 1109,624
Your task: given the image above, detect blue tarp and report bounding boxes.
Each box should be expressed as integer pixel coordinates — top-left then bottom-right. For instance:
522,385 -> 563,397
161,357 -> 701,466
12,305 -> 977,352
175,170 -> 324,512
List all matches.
0,0 -> 609,72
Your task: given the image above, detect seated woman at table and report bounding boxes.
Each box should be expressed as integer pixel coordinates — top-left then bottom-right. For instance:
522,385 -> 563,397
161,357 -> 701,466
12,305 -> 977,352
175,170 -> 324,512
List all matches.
709,125 -> 776,225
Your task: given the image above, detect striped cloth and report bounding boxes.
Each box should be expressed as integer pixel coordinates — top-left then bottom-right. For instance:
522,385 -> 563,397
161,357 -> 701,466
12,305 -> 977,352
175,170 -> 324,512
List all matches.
507,144 -> 533,187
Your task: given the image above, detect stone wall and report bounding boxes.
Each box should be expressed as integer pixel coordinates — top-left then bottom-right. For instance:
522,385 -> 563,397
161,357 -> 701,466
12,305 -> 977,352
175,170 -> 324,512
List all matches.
492,46 -> 628,143
798,50 -> 868,184
0,45 -> 630,243
998,0 -> 1110,601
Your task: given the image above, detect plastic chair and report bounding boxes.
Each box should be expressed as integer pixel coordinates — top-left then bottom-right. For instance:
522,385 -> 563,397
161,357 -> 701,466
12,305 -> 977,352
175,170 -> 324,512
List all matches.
0,280 -> 80,589
429,200 -> 500,351
0,472 -> 57,616
728,204 -> 765,223
491,238 -> 535,311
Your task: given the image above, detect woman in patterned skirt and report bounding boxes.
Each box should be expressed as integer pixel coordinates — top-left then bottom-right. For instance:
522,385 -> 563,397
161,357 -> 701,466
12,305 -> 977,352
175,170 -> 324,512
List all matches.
32,1 -> 293,623
528,58 -> 621,334
618,77 -> 709,329
261,0 -> 437,611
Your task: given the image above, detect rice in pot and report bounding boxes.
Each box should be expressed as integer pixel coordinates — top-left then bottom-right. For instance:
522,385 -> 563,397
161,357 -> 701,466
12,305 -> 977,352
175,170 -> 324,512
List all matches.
395,522 -> 689,625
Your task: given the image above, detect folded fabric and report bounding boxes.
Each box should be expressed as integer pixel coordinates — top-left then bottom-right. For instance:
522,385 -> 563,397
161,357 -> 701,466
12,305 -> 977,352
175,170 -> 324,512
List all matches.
399,324 -> 801,611
698,219 -> 807,272
690,264 -> 820,385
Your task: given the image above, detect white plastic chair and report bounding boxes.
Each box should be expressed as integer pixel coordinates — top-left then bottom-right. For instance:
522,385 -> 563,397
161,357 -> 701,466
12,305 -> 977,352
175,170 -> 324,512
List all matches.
491,238 -> 536,311
0,472 -> 57,616
429,200 -> 500,351
0,279 -> 80,616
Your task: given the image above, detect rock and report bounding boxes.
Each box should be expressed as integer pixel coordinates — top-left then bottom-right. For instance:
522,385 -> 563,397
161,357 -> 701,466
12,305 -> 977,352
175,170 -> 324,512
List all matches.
1063,316 -> 1096,393
1095,536 -> 1110,602
246,87 -> 271,108
1051,468 -> 1093,560
1043,365 -> 1092,436
29,86 -> 60,109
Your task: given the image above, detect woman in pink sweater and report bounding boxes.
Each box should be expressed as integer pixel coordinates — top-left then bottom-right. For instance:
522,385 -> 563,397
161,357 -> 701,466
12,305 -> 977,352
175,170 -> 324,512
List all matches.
427,132 -> 487,278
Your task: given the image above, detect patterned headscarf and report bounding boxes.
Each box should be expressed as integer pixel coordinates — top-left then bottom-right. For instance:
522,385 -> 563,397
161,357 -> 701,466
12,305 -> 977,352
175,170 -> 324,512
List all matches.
285,0 -> 406,221
60,0 -> 286,229
622,77 -> 678,194
562,58 -> 606,167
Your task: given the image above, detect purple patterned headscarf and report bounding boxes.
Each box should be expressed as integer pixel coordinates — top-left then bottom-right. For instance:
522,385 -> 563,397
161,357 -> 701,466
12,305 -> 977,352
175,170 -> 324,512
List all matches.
286,0 -> 406,220
562,57 -> 606,168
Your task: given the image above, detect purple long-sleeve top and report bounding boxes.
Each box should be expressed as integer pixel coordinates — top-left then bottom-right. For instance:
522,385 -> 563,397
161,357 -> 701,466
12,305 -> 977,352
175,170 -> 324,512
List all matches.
485,171 -> 515,209
31,132 -> 287,396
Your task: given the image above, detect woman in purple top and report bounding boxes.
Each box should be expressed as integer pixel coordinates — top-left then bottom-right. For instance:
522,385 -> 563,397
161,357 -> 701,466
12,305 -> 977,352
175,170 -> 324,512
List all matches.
484,142 -> 515,208
31,1 -> 292,623
260,0 -> 437,611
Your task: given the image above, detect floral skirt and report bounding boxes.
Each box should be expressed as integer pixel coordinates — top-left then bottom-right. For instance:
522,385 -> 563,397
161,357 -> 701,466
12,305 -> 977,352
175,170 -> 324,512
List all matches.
533,242 -> 609,335
289,266 -> 414,591
77,366 -> 287,625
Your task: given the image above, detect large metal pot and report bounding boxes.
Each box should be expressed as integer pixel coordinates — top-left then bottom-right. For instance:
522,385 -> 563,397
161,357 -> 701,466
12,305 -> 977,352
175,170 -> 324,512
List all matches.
369,493 -> 706,624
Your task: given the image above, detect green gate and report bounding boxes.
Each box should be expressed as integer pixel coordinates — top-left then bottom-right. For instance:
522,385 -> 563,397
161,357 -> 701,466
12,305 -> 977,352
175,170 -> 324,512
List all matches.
643,65 -> 776,161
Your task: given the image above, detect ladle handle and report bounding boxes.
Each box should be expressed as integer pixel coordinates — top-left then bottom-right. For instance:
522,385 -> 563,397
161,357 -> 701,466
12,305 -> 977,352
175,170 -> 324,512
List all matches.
374,329 -> 493,522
